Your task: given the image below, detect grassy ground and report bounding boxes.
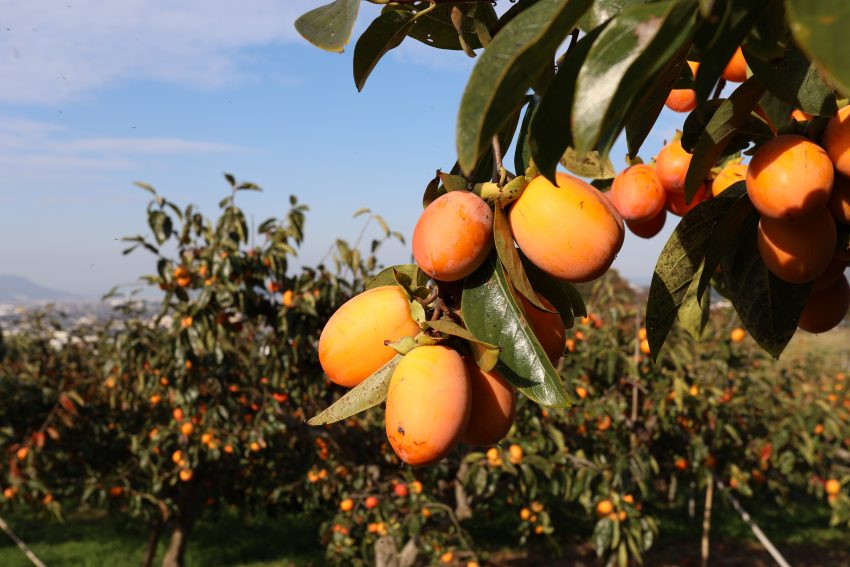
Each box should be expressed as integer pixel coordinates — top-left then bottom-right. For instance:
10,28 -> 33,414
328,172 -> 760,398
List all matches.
0,491 -> 846,566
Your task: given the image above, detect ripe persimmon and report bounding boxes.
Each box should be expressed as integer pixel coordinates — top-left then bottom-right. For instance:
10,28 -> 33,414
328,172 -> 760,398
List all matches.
722,47 -> 747,82
757,210 -> 836,284
596,499 -> 614,516
828,175 -> 850,224
666,183 -> 709,217
730,328 -> 746,342
509,173 -> 624,282
319,285 -> 420,388
665,61 -> 699,113
824,105 -> 850,176
412,191 -> 493,281
626,208 -> 667,239
813,256 -> 849,292
656,139 -> 693,193
825,479 -> 841,496
798,275 -> 850,333
711,162 -> 747,197
385,346 -> 470,466
460,361 -> 516,446
746,135 -> 834,222
519,293 -> 565,364
610,164 -> 666,222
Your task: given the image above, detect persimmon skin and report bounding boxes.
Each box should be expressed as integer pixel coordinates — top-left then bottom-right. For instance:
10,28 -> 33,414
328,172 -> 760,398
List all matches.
757,210 -> 837,284
666,183 -> 708,217
665,61 -> 699,113
385,346 -> 471,466
460,361 -> 516,446
746,135 -> 834,222
519,293 -> 566,364
610,164 -> 666,222
712,162 -> 747,197
824,105 -> 850,176
798,276 -> 850,333
626,208 -> 667,239
790,109 -> 813,122
412,191 -> 493,281
656,139 -> 693,194
812,255 -> 848,292
828,174 -> 850,224
509,173 -> 624,283
722,47 -> 747,82
319,286 -> 420,388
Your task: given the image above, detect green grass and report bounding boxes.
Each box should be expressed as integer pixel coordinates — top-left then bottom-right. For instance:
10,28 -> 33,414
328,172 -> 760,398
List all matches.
0,510 -> 324,567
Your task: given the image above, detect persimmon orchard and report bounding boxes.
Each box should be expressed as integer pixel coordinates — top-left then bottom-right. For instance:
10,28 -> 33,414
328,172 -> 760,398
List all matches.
1,1 -> 850,566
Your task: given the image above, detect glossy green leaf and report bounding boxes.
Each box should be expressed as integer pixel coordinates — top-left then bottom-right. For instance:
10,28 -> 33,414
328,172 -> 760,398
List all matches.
514,96 -> 537,176
680,98 -> 773,155
461,257 -> 573,407
422,171 -> 443,208
692,1 -> 768,104
720,214 -> 811,358
354,7 -> 425,91
528,27 -> 603,182
521,252 -> 585,327
456,0 -> 593,174
785,0 -> 850,97
295,0 -> 360,53
683,77 -> 765,202
678,260 -> 710,340
646,193 -> 743,359
743,42 -> 838,116
625,49 -> 686,158
406,3 -> 497,51
425,319 -> 499,351
307,355 -> 401,425
365,264 -> 429,290
573,1 -> 697,156
577,0 -> 644,31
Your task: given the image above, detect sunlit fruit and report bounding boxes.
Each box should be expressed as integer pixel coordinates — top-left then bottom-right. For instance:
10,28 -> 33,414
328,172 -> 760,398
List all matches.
824,105 -> 850,176
610,164 -> 666,222
730,328 -> 746,342
596,499 -> 614,516
339,498 -> 354,512
319,285 -> 420,388
665,61 -> 699,113
798,275 -> 850,333
509,173 -> 624,282
674,457 -> 688,471
666,183 -> 709,217
179,469 -> 193,482
385,346 -> 470,466
16,447 -> 28,461
394,483 -> 409,498
460,361 -> 516,446
519,293 -> 566,364
712,162 -> 747,197
412,191 -> 493,281
626,208 -> 667,239
746,135 -> 834,222
508,444 -> 523,464
364,496 -> 379,509
757,210 -> 836,284
722,47 -> 747,82
656,139 -> 693,193
825,479 -> 841,496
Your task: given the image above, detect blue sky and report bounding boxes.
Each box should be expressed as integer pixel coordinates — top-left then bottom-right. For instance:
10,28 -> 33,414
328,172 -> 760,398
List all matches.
1,0 -> 682,297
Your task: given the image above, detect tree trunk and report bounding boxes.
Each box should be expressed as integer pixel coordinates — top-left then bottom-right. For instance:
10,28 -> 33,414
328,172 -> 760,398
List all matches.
141,517 -> 163,567
161,485 -> 197,567
701,474 -> 714,567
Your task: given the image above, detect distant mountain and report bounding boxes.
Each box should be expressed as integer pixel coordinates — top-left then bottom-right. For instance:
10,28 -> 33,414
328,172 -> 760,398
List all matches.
0,275 -> 81,304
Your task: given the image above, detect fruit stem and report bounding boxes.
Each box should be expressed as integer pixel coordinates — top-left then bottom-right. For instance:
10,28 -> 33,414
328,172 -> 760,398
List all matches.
491,135 -> 503,183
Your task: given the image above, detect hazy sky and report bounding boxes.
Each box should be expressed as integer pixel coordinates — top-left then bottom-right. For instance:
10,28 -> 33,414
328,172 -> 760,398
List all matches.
1,1 -> 684,296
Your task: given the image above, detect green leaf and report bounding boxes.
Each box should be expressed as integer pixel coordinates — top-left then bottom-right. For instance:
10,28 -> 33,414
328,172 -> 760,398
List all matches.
529,26 -> 604,182
720,215 -> 810,357
678,261 -> 710,340
625,50 -> 686,158
521,252 -> 585,327
683,77 -> 765,202
785,0 -> 850,97
438,171 -> 469,192
577,0 -> 644,31
573,1 -> 697,155
560,147 -> 616,179
745,0 -> 790,61
295,0 -> 360,54
456,0 -> 593,174
405,3 -> 498,51
743,42 -> 838,116
422,171 -> 444,208
307,355 -> 401,425
493,203 -> 550,311
514,95 -> 537,176
354,8 -> 418,91
365,264 -> 429,290
461,257 -> 573,407
680,98 -> 773,155
692,1 -> 768,104
646,192 -> 744,359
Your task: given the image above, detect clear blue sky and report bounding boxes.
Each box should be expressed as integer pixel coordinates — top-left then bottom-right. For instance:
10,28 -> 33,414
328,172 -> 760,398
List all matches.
1,1 -> 684,297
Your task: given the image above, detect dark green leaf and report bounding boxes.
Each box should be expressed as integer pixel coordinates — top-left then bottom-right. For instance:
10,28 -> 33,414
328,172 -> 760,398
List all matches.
646,192 -> 744,358
745,0 -> 789,61
678,261 -> 710,340
307,355 -> 401,425
366,264 -> 429,290
683,77 -> 765,202
422,172 -> 443,208
785,0 -> 850,97
456,0 -> 593,174
743,42 -> 837,116
577,0 -> 644,31
680,98 -> 774,154
625,50 -> 686,158
720,214 -> 811,357
354,8 -> 418,91
406,3 -> 498,51
514,96 -> 537,176
462,257 -> 573,407
493,203 -> 550,311
528,27 -> 603,182
521,252 -> 585,326
295,0 -> 360,53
